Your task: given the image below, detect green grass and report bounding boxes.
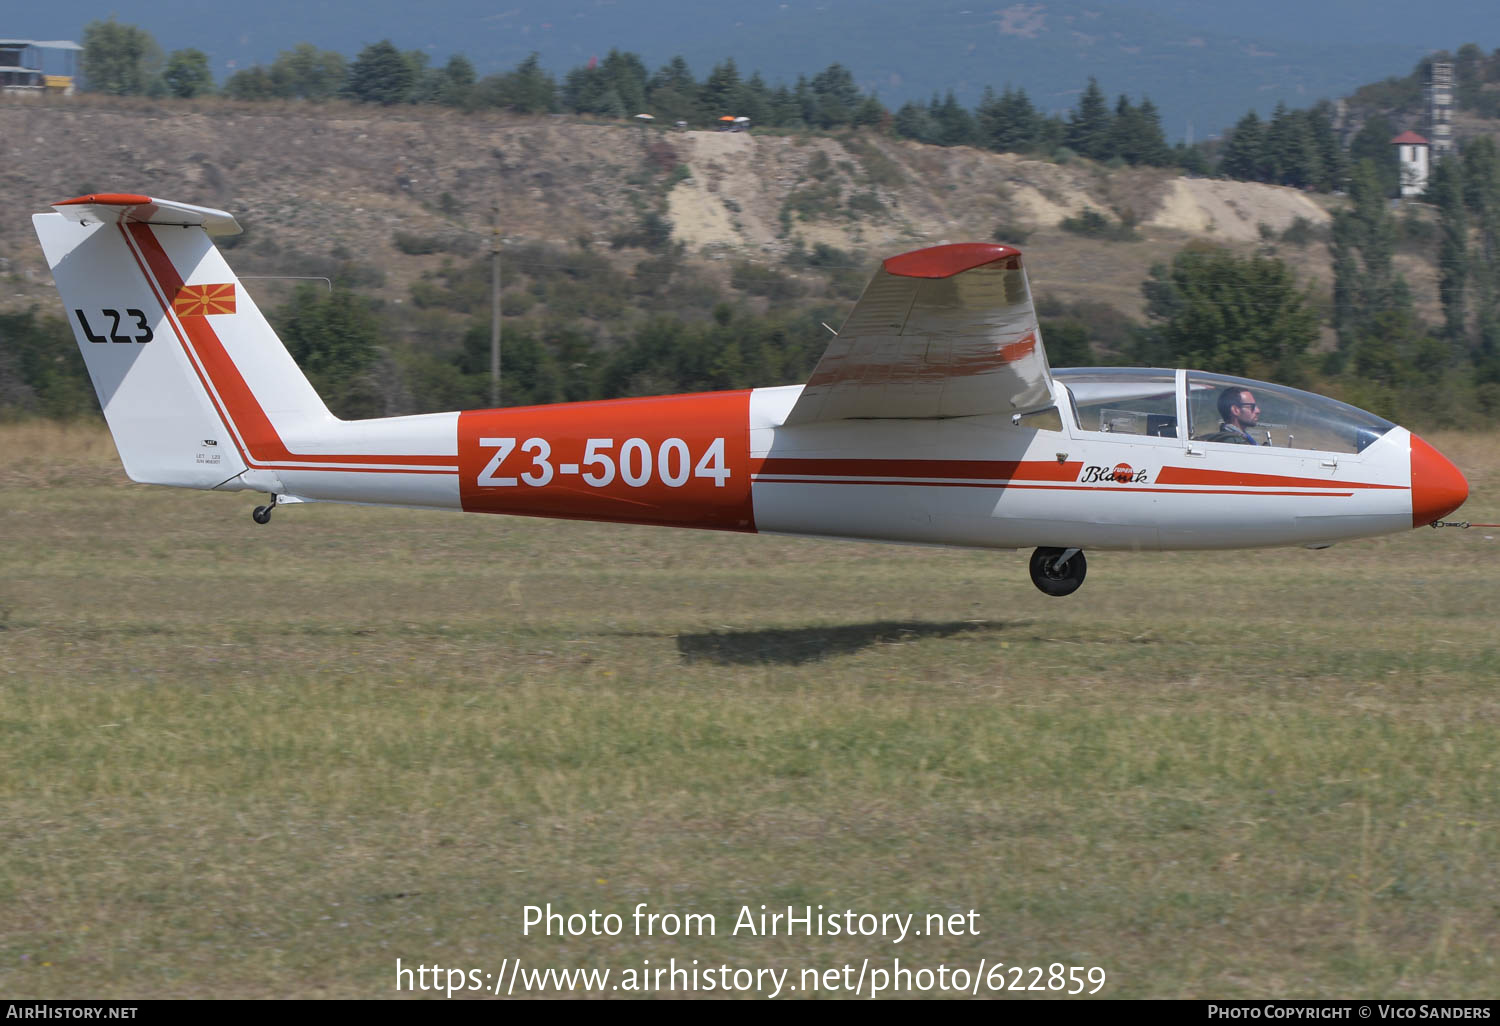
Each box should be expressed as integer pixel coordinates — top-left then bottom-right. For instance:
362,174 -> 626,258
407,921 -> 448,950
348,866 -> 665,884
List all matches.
1,426 -> 1498,998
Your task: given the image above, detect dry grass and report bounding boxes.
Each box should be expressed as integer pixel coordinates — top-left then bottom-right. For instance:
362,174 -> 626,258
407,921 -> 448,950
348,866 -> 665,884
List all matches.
1,424 -> 1497,999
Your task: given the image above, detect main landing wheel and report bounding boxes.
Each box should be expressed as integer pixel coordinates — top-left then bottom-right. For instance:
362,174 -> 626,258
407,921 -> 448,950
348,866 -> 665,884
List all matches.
1029,547 -> 1086,597
251,504 -> 274,525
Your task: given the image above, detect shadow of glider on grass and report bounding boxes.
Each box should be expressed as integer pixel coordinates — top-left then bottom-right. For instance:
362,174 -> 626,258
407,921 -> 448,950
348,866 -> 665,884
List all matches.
34,194 -> 1469,596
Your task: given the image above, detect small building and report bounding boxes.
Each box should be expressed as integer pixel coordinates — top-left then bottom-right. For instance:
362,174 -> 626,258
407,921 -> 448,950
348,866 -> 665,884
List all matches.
0,39 -> 81,97
1391,130 -> 1430,198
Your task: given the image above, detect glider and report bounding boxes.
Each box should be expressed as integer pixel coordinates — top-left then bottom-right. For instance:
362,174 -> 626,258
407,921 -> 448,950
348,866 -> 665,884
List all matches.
33,194 -> 1468,596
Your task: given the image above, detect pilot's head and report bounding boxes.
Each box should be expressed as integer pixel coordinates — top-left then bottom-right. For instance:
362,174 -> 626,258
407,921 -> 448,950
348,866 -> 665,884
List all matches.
1218,386 -> 1260,430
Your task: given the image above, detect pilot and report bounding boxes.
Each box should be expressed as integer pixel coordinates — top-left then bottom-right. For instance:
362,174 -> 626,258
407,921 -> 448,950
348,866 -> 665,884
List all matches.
1202,386 -> 1267,445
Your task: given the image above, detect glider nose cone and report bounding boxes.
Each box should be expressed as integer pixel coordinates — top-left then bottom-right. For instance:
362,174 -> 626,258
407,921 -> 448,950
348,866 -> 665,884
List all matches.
1410,434 -> 1469,527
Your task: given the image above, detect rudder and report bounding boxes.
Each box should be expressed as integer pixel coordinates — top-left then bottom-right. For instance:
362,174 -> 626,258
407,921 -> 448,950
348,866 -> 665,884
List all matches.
33,194 -> 331,491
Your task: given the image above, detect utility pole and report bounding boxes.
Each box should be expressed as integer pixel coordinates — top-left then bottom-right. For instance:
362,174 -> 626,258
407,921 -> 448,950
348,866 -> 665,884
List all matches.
490,201 -> 501,407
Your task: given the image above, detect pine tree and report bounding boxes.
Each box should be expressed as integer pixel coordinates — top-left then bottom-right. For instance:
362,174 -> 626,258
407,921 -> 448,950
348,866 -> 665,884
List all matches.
1265,105 -> 1324,188
892,101 -> 939,144
700,59 -> 742,118
1330,159 -> 1413,371
1066,78 -> 1111,160
345,40 -> 415,105
1463,137 -> 1500,385
810,64 -> 861,129
933,90 -> 974,146
980,86 -> 1039,154
1305,103 -> 1346,191
1106,94 -> 1140,163
1219,111 -> 1266,182
645,57 -> 698,123
1135,98 -> 1172,166
1347,115 -> 1401,198
600,50 -> 648,114
1429,157 -> 1469,342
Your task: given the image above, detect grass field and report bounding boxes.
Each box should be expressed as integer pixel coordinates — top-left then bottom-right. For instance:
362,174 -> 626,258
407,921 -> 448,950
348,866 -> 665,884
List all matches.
1,422 -> 1497,999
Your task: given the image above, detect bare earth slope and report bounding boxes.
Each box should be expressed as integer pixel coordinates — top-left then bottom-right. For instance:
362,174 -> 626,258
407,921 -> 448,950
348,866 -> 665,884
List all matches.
1,98 -> 1334,319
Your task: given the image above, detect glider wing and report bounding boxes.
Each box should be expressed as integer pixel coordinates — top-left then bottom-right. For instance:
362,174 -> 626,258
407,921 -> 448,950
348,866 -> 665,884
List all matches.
783,243 -> 1054,425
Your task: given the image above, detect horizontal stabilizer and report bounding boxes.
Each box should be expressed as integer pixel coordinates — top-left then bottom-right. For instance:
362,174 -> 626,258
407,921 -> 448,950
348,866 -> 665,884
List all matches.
52,194 -> 242,237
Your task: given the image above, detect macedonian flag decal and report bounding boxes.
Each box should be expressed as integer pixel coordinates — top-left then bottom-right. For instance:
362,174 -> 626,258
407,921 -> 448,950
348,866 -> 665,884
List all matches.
173,283 -> 237,317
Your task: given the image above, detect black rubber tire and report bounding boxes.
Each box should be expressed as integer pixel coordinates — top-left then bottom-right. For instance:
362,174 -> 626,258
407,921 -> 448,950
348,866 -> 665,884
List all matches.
252,505 -> 273,525
1029,546 -> 1086,597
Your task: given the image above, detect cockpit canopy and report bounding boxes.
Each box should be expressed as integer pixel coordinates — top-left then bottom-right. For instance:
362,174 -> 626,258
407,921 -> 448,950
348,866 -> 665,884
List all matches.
1052,368 -> 1395,455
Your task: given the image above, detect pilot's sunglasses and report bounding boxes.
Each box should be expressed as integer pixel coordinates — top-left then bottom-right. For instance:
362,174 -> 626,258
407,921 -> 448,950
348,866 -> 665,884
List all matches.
1235,402 -> 1260,410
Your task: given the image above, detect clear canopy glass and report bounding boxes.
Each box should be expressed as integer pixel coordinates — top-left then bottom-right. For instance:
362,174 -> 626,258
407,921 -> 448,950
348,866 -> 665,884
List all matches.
1054,368 -> 1179,438
1053,368 -> 1395,455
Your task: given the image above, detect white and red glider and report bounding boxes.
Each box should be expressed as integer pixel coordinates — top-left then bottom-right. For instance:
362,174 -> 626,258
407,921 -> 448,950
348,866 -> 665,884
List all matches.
34,194 -> 1468,595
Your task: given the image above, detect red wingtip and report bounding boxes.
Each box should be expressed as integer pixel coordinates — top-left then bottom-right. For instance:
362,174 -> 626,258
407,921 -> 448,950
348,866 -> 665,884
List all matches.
883,243 -> 1021,279
54,193 -> 153,207
1410,434 -> 1468,527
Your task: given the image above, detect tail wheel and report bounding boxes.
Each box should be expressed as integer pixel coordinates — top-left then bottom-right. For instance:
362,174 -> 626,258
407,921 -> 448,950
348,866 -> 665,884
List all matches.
1029,547 -> 1086,597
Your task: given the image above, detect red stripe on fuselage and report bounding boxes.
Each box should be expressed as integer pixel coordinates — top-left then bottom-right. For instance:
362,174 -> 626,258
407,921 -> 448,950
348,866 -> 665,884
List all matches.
753,457 -> 1083,481
1156,465 -> 1404,490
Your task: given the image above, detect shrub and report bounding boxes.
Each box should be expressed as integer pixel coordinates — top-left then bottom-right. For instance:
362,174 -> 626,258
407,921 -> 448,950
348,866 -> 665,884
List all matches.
730,262 -> 805,300
1059,208 -> 1139,241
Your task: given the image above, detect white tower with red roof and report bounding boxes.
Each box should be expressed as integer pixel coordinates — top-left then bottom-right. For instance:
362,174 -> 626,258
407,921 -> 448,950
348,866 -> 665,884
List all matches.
1391,130 -> 1430,197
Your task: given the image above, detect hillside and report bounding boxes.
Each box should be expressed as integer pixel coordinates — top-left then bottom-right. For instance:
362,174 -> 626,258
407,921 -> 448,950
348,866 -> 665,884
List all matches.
8,0 -> 1456,143
2,97 -> 1342,326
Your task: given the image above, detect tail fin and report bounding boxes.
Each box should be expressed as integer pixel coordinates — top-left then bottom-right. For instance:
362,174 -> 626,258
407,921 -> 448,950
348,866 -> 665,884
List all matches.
33,194 -> 331,490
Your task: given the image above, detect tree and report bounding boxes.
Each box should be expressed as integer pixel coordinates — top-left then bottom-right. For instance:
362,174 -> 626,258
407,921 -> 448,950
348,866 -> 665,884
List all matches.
1463,137 -> 1500,385
1218,111 -> 1266,182
562,63 -> 610,115
1347,115 -> 1401,198
1264,103 -> 1323,188
1106,94 -> 1170,166
931,90 -> 974,146
222,66 -> 275,100
1039,319 -> 1094,366
1133,98 -> 1172,166
1174,142 -> 1211,177
1065,77 -> 1111,160
1330,159 -> 1407,356
163,49 -> 213,98
269,43 -> 347,100
459,323 -> 562,406
476,53 -> 556,114
740,71 -> 773,126
275,287 -> 384,417
600,50 -> 648,114
1106,94 -> 1141,163
809,63 -> 861,129
411,54 -> 476,107
1429,156 -> 1469,342
892,100 -> 940,144
1455,42 -> 1487,109
345,40 -> 416,105
1305,102 -> 1346,191
699,58 -> 742,118
1134,246 -> 1317,382
0,310 -> 95,418
80,19 -> 163,95
644,56 -> 699,124
851,93 -> 886,129
977,86 -> 1040,154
